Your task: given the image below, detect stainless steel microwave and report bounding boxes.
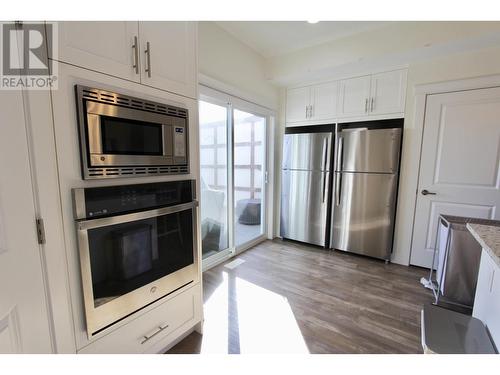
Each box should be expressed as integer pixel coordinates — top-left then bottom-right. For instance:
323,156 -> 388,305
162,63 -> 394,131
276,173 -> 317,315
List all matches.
75,85 -> 189,179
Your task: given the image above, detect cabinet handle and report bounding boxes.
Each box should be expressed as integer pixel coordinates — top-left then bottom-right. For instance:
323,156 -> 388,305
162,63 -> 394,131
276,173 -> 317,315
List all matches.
310,105 -> 314,118
370,97 -> 374,112
140,323 -> 169,344
144,41 -> 152,78
132,36 -> 139,74
305,106 -> 308,119
365,98 -> 368,113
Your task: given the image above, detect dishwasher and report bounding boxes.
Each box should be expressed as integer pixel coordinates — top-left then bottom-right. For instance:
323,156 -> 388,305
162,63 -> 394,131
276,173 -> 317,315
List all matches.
423,215 -> 500,313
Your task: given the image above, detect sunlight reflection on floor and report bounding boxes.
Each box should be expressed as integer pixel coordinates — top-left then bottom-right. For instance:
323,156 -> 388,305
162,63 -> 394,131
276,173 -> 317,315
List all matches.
200,271 -> 309,354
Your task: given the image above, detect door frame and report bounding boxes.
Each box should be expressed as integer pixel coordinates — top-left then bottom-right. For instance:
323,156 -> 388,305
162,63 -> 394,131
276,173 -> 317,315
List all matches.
199,83 -> 276,271
409,73 -> 500,267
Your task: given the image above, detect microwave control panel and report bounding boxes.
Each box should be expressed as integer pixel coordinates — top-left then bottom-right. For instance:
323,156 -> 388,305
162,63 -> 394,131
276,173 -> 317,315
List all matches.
174,126 -> 186,157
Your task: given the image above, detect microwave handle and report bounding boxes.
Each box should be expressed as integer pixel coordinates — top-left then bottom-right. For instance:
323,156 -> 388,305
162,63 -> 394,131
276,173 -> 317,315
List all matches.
77,200 -> 198,231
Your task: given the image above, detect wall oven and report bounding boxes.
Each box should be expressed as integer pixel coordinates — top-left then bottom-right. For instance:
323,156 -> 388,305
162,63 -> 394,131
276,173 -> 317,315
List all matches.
72,180 -> 198,337
75,85 -> 189,179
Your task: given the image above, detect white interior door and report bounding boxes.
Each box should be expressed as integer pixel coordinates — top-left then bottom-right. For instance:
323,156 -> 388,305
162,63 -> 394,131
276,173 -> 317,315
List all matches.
410,87 -> 500,267
0,88 -> 53,353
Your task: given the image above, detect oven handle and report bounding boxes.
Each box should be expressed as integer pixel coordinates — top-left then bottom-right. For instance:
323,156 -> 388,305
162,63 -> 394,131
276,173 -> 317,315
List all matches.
76,200 -> 198,231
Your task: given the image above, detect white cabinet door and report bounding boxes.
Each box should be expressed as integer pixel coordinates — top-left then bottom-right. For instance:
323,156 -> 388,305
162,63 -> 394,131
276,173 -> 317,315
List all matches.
55,22 -> 140,82
139,22 -> 197,99
337,75 -> 371,118
311,81 -> 338,121
369,69 -> 407,115
0,89 -> 53,352
285,86 -> 310,124
473,250 -> 500,348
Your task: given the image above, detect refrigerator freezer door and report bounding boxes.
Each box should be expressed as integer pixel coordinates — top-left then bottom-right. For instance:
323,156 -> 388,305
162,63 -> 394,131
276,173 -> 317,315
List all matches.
336,127 -> 401,173
281,169 -> 330,246
331,172 -> 397,259
283,132 -> 332,171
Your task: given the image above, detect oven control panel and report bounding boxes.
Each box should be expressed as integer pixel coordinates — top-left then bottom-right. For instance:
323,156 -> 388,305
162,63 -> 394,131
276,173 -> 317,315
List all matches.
73,180 -> 195,220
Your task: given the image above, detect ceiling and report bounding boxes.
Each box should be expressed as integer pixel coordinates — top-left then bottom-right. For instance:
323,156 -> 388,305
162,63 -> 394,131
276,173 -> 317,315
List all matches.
215,21 -> 390,58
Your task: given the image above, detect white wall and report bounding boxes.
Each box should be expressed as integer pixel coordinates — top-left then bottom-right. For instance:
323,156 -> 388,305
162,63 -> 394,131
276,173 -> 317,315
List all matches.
198,22 -> 279,110
267,22 -> 500,86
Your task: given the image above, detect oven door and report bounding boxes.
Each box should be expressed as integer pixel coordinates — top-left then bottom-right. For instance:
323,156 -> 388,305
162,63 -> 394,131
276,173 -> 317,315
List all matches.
86,101 -> 186,167
76,201 -> 199,337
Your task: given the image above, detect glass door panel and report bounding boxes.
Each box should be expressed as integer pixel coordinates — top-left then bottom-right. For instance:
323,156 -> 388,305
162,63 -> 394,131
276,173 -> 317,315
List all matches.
199,101 -> 229,259
233,109 -> 266,247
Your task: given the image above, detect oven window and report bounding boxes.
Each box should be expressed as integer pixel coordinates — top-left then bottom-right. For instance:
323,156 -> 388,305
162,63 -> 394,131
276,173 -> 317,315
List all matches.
86,209 -> 194,307
100,116 -> 163,155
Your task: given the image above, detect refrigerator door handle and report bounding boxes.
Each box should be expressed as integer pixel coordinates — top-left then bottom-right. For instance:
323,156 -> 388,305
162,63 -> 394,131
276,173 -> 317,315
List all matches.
321,172 -> 326,203
335,172 -> 342,206
321,138 -> 328,171
336,136 -> 344,171
321,138 -> 328,203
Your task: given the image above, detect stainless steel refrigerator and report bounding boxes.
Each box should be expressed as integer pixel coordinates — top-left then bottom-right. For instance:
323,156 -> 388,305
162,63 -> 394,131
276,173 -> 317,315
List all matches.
330,125 -> 402,260
280,130 -> 332,247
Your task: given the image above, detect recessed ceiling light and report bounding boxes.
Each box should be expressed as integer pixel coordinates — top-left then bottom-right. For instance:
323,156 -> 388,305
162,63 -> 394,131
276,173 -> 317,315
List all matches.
307,20 -> 320,24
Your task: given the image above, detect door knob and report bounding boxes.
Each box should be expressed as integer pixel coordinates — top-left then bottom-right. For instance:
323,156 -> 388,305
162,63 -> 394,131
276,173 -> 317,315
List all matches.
421,189 -> 437,196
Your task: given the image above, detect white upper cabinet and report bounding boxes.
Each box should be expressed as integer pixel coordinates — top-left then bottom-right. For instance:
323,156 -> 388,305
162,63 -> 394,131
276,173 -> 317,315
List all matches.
139,22 -> 197,99
55,22 -> 141,82
285,86 -> 311,124
285,82 -> 339,126
53,22 -> 198,98
285,69 -> 407,126
311,81 -> 339,122
338,75 -> 372,118
369,70 -> 407,115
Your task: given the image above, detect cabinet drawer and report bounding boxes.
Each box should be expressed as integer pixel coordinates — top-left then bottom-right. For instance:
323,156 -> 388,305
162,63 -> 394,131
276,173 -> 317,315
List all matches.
78,283 -> 201,353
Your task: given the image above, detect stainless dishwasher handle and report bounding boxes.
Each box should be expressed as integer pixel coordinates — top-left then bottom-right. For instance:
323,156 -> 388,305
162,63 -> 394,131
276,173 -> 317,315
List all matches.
140,323 -> 169,344
145,41 -> 152,78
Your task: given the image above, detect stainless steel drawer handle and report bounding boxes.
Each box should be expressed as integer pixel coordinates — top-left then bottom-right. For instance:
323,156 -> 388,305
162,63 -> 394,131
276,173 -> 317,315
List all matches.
421,189 -> 437,196
140,323 -> 169,344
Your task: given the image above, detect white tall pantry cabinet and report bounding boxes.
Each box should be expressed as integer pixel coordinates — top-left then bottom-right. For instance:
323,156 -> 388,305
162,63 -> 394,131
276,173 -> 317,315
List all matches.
1,21 -> 201,354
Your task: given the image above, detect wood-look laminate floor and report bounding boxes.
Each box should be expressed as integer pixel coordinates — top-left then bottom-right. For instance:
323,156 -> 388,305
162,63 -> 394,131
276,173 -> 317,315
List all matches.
167,239 -> 432,354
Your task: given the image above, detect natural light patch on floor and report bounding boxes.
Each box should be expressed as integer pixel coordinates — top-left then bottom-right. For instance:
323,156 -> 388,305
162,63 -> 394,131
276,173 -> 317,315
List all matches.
235,276 -> 309,353
200,270 -> 308,354
200,272 -> 229,354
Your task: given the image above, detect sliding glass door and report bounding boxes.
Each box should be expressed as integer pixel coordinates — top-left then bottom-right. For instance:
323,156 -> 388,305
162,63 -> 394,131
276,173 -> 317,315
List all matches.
233,109 -> 266,247
199,101 -> 230,260
199,89 -> 270,267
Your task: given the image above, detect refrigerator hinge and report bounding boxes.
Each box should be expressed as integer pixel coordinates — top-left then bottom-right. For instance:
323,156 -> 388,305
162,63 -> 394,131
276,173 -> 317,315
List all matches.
36,218 -> 46,245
